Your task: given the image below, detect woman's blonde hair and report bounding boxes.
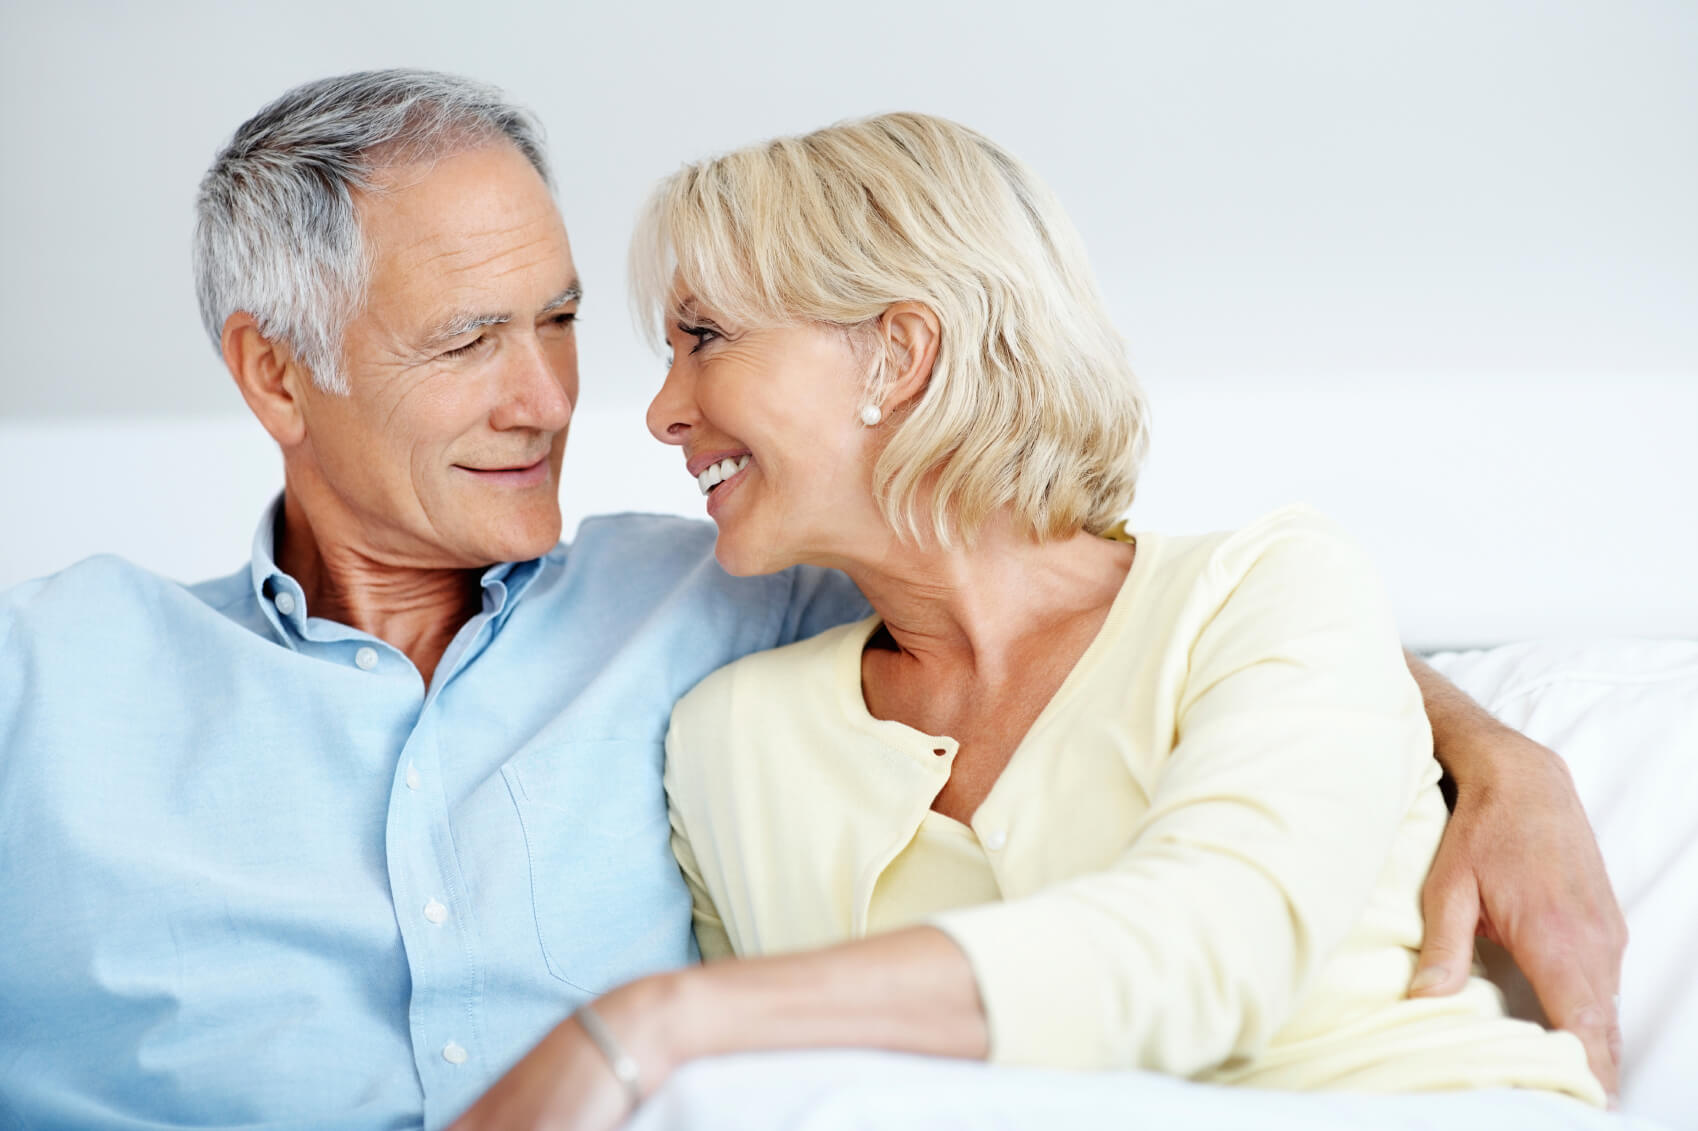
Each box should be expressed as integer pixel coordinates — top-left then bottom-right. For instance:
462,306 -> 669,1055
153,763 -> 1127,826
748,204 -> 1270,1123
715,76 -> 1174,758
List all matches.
631,111 -> 1149,545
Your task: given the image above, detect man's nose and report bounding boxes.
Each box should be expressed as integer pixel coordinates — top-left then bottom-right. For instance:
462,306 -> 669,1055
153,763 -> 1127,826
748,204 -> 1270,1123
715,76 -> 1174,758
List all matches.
490,340 -> 573,433
646,363 -> 696,447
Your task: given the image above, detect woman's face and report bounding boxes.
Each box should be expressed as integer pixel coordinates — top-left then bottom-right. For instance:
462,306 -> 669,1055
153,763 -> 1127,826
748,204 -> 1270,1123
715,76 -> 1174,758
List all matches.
645,301 -> 889,575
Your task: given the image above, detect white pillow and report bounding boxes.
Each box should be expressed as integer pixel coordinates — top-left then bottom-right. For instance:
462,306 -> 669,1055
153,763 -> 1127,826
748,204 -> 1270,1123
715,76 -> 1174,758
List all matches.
1428,639 -> 1698,1127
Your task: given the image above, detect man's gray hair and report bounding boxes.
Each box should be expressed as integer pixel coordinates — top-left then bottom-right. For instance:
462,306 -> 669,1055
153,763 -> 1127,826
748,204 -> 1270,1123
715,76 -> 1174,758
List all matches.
193,69 -> 552,393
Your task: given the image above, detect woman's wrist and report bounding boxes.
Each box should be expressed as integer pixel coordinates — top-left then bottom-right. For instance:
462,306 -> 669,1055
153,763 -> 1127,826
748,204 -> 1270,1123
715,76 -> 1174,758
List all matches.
592,968 -> 704,1101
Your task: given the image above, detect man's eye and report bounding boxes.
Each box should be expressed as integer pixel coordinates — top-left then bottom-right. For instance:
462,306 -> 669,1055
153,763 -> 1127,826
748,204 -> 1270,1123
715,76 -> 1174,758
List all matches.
441,335 -> 489,360
546,311 -> 577,331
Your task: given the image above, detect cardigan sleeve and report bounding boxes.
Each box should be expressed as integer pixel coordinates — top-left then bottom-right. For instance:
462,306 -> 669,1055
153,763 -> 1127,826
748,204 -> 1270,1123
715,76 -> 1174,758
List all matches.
927,513 -> 1433,1074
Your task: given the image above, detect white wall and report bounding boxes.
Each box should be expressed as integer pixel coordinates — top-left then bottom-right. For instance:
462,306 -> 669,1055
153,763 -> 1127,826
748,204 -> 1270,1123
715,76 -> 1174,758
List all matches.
2,0 -> 1694,420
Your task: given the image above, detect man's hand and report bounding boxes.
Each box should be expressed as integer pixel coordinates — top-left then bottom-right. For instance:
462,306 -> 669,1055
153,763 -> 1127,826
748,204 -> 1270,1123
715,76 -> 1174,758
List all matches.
1411,722 -> 1626,1102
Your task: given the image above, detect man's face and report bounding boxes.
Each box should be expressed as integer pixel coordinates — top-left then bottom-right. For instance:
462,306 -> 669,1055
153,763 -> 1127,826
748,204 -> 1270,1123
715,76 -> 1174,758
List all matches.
291,141 -> 579,569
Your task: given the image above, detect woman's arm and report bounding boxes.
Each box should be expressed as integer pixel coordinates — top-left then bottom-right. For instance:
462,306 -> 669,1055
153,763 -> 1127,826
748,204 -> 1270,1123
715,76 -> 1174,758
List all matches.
1405,653 -> 1626,1101
449,926 -> 984,1131
668,796 -> 736,963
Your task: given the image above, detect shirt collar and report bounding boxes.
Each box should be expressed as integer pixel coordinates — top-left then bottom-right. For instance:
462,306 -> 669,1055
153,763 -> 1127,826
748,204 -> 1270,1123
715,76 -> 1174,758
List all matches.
247,493 -> 548,645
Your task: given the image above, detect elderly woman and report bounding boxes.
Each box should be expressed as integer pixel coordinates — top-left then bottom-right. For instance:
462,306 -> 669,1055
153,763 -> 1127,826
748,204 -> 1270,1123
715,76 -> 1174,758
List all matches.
455,114 -> 1611,1129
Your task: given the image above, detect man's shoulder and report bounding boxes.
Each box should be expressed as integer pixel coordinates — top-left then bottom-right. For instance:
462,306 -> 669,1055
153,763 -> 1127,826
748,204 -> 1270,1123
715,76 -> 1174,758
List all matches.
567,511 -> 717,565
4,553 -> 180,616
2,553 -> 252,649
542,510 -> 868,662
559,511 -> 861,619
551,512 -> 745,609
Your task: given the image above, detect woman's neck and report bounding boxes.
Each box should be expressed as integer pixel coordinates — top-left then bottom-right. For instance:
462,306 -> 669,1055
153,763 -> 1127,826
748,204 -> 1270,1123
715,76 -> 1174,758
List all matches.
834,515 -> 1135,685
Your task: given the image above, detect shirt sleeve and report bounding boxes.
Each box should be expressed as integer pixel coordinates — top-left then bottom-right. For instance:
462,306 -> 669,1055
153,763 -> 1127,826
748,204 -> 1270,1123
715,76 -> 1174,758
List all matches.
664,721 -> 736,962
927,515 -> 1433,1075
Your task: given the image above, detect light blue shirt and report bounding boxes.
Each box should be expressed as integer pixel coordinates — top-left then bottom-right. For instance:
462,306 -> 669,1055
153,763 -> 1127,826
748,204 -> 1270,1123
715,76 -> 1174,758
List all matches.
0,502 -> 868,1131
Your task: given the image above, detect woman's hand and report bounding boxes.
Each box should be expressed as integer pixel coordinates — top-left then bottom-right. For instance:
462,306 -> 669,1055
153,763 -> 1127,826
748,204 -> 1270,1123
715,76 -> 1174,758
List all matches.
1412,720 -> 1626,1103
448,976 -> 681,1131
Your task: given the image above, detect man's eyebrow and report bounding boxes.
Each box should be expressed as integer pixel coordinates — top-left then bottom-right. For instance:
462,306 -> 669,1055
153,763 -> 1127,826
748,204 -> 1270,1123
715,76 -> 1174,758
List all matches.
426,309 -> 510,346
538,282 -> 583,314
423,282 -> 582,346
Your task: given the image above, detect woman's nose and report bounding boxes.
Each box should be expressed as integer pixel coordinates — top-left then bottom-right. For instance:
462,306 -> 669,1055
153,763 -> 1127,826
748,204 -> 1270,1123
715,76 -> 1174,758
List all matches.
646,363 -> 696,446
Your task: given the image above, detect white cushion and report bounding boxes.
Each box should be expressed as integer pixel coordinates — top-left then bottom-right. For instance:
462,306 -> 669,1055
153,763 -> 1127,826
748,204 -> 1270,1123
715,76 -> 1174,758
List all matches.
1428,639 -> 1698,1126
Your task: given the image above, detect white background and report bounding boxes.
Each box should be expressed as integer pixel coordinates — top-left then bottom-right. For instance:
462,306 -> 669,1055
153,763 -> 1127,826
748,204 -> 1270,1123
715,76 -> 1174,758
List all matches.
3,0 -> 1693,419
2,0 -> 1695,645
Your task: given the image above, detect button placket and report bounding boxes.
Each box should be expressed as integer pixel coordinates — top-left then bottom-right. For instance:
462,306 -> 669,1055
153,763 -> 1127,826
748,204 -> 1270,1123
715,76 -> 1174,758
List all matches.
354,646 -> 379,671
389,716 -> 485,1105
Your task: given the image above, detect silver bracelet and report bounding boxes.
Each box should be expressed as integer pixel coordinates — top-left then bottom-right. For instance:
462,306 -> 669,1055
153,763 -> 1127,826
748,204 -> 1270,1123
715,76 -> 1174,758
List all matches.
575,1002 -> 643,1110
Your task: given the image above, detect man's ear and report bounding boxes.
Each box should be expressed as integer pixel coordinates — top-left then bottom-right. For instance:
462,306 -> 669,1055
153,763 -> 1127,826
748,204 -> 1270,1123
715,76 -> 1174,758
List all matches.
877,302 -> 942,416
221,311 -> 311,447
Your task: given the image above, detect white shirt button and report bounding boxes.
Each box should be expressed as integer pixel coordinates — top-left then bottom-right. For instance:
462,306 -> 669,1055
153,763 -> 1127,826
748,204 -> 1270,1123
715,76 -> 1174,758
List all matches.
423,898 -> 449,925
983,830 -> 1008,852
272,591 -> 297,616
354,646 -> 379,671
405,763 -> 421,791
442,1041 -> 468,1065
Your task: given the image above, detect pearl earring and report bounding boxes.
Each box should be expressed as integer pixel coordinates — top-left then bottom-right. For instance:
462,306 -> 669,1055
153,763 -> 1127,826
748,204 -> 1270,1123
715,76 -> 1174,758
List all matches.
859,404 -> 883,427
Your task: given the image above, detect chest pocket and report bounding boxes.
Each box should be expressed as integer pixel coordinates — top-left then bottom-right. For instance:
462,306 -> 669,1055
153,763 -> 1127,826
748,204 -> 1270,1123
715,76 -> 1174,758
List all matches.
502,738 -> 696,993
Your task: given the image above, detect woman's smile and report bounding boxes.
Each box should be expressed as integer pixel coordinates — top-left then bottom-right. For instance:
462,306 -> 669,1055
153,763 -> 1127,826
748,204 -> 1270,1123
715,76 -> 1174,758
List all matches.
691,451 -> 753,497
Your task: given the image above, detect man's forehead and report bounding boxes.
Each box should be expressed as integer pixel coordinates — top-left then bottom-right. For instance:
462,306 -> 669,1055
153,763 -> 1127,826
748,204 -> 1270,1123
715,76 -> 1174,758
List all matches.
357,143 -> 569,264
350,144 -> 577,335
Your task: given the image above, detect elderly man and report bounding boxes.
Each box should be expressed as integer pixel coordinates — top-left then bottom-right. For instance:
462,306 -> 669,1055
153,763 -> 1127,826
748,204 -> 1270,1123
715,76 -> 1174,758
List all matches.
0,70 -> 1623,1130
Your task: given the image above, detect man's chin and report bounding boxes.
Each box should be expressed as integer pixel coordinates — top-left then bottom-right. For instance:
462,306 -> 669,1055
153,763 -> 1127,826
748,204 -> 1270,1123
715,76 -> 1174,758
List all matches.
462,512 -> 564,567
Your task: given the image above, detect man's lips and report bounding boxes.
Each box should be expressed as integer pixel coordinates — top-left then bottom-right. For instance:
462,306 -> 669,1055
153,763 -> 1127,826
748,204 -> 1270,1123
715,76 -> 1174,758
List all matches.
455,457 -> 551,485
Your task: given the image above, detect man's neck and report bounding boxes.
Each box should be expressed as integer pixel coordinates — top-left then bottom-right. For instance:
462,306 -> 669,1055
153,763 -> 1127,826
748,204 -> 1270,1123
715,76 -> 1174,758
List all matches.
275,494 -> 485,686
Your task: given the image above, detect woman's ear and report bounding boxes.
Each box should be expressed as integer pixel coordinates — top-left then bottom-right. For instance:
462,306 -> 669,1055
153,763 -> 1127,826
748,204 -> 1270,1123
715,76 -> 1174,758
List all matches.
876,302 -> 942,415
221,311 -> 311,448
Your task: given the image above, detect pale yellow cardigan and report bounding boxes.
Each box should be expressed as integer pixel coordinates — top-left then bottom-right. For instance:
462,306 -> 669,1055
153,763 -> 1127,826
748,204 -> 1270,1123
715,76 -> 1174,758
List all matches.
663,507 -> 1601,1104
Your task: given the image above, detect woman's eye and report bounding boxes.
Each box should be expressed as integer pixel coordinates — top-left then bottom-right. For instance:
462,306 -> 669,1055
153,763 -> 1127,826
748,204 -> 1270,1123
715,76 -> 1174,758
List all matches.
675,321 -> 720,353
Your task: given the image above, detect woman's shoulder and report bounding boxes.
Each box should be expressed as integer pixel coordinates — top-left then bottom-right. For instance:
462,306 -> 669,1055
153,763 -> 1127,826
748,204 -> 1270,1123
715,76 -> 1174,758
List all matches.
1138,504 -> 1377,591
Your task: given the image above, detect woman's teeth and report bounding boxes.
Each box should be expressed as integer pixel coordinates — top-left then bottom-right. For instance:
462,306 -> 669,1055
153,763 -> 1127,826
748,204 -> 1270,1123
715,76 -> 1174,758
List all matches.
697,455 -> 751,496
